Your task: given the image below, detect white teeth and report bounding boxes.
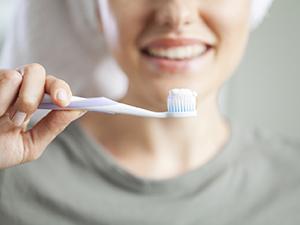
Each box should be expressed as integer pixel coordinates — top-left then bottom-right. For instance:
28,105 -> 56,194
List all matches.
147,45 -> 207,60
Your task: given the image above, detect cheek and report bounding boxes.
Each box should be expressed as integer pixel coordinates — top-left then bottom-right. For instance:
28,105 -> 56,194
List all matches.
103,2 -> 148,57
205,2 -> 251,81
204,0 -> 251,32
105,10 -> 148,79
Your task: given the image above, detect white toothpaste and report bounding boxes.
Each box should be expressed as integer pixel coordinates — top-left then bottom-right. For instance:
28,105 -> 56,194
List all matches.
167,89 -> 197,113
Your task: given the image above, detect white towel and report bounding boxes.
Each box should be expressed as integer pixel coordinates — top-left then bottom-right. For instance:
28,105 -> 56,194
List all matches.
0,0 -> 273,99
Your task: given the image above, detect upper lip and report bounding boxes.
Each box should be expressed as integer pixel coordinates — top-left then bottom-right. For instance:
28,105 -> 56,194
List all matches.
141,37 -> 214,50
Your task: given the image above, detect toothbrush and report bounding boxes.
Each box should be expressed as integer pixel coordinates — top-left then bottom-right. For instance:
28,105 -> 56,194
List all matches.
38,89 -> 197,118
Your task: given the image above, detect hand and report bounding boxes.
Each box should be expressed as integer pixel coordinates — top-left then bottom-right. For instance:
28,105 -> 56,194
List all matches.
0,64 -> 86,169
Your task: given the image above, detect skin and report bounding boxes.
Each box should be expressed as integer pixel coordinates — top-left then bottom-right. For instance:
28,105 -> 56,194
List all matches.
0,0 -> 251,178
80,0 -> 251,179
0,64 -> 86,169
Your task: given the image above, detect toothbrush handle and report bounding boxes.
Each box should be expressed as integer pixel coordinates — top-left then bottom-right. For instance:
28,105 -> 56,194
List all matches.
38,94 -> 119,110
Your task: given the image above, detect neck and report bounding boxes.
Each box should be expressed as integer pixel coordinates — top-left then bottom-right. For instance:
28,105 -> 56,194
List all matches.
79,90 -> 230,179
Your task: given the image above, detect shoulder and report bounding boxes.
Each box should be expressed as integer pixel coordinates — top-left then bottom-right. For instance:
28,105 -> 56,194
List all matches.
231,122 -> 300,182
248,126 -> 300,165
231,122 -> 300,159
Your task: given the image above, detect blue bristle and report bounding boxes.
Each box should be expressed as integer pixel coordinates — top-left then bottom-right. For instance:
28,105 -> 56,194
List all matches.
167,89 -> 197,113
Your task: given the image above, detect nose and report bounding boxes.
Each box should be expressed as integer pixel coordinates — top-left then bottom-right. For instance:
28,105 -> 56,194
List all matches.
154,0 -> 196,30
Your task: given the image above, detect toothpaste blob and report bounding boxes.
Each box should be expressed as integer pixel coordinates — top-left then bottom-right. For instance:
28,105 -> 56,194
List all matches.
167,89 -> 197,113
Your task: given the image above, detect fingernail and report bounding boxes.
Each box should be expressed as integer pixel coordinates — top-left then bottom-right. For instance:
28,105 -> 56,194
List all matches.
12,111 -> 27,127
56,89 -> 68,103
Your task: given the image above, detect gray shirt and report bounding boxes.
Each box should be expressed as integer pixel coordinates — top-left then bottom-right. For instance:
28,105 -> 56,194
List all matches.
1,121 -> 300,225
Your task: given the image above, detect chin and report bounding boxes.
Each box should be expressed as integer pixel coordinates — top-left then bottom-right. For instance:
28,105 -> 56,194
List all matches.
144,70 -> 202,91
133,78 -> 200,111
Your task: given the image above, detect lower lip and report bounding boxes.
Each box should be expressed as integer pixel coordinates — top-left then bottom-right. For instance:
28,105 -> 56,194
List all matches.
141,48 -> 213,74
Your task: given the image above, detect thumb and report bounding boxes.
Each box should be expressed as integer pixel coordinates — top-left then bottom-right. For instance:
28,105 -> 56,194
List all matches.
21,110 -> 86,163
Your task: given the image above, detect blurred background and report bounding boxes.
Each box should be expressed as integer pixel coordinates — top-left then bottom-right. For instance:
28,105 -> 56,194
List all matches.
0,0 -> 299,138
226,0 -> 300,139
0,0 -> 15,47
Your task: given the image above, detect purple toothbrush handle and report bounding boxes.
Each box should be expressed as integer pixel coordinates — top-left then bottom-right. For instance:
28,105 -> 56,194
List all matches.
38,97 -> 119,110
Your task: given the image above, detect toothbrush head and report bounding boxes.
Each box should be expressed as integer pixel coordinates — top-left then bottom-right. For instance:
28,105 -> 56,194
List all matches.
167,89 -> 198,117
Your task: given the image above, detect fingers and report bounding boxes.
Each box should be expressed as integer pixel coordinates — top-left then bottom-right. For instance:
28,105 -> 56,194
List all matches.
21,110 -> 86,163
0,64 -> 86,167
45,75 -> 72,107
11,63 -> 46,126
5,63 -> 73,128
0,70 -> 23,117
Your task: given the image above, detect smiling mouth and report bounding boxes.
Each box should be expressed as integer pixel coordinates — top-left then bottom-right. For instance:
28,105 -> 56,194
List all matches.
140,38 -> 214,73
142,44 -> 210,61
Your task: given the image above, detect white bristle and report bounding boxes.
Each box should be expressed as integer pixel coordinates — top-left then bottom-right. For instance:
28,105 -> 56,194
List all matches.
167,89 -> 197,113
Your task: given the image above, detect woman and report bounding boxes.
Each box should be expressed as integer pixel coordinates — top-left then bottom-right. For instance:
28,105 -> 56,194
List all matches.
0,0 -> 299,224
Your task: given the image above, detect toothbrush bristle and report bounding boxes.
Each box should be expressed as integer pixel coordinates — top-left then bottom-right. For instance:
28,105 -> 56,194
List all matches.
167,89 -> 197,113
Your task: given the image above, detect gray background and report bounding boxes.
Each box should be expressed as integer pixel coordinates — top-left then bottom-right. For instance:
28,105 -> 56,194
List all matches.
225,0 -> 300,138
0,0 -> 15,47
0,0 -> 299,138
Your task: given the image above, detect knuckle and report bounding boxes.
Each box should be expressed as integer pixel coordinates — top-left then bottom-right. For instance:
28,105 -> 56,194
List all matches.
50,79 -> 62,88
59,79 -> 70,89
46,75 -> 58,86
26,63 -> 46,76
0,70 -> 22,84
49,78 -> 71,94
49,76 -> 67,86
56,79 -> 70,91
17,96 -> 37,113
46,74 -> 56,81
